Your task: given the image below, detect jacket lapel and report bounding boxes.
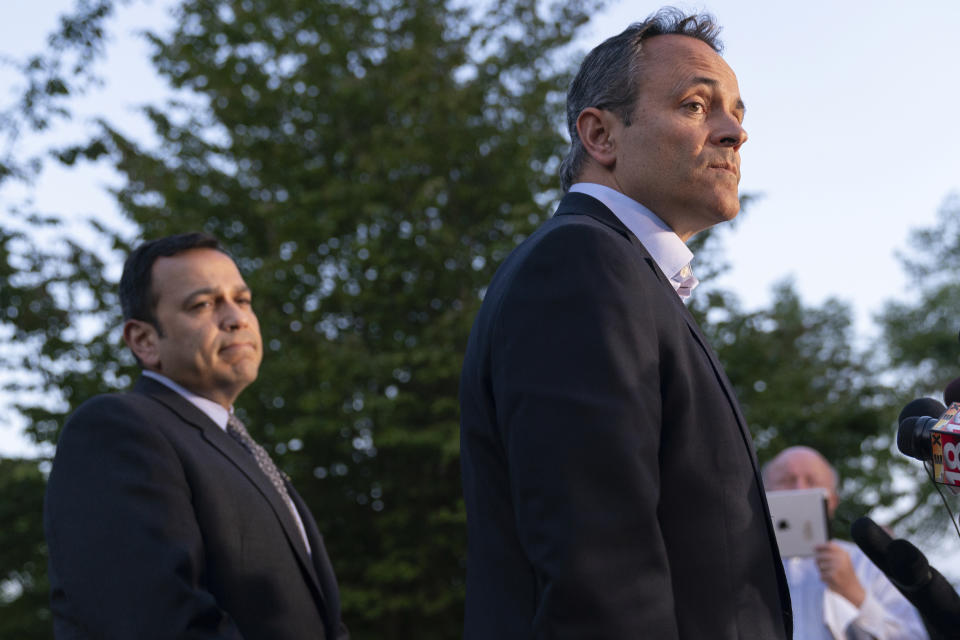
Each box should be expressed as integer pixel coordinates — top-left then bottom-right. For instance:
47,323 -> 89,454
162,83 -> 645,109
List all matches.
132,377 -> 327,608
289,487 -> 341,637
554,192 -> 760,466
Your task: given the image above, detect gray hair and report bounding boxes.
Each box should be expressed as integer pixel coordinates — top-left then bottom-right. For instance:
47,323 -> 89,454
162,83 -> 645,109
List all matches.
559,7 -> 724,192
761,446 -> 841,492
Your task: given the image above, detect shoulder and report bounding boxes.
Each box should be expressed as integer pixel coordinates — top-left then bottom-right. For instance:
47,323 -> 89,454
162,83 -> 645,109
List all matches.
531,209 -> 633,252
65,390 -> 164,429
485,214 -> 667,337
71,389 -> 148,413
57,389 -> 177,453
496,213 -> 651,292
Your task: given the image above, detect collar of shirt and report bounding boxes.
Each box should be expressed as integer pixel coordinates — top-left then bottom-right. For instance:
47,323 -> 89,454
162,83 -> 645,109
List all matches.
141,370 -> 230,430
568,182 -> 698,299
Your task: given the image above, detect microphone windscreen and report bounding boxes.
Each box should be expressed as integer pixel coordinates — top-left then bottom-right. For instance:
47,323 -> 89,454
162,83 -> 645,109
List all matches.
897,398 -> 947,425
945,378 -> 960,406
850,516 -> 893,573
886,538 -> 929,588
887,541 -> 960,633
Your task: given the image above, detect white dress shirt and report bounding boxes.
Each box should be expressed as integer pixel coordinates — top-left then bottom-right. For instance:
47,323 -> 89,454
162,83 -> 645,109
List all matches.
785,539 -> 928,639
141,370 -> 312,554
568,182 -> 699,299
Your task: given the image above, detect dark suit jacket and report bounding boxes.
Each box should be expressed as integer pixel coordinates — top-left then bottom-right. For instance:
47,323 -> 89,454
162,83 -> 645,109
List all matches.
44,376 -> 347,639
459,192 -> 792,639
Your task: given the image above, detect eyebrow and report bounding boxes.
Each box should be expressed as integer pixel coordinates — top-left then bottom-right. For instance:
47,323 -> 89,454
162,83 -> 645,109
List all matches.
686,76 -> 746,115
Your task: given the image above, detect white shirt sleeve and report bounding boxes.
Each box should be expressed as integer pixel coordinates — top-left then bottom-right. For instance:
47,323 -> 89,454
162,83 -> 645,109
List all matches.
823,541 -> 929,640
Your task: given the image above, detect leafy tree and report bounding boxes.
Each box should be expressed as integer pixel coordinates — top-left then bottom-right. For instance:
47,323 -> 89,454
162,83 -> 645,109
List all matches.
0,6 -> 131,630
0,0 -> 117,182
880,193 -> 960,390
877,192 -> 960,536
0,458 -> 50,639
20,0 -> 602,636
687,218 -> 916,539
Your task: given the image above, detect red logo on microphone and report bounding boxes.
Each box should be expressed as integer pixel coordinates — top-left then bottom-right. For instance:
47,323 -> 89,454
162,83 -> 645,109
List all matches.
932,403 -> 960,486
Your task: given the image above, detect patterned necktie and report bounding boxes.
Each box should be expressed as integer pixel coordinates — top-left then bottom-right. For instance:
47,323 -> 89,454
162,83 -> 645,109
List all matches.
226,414 -> 311,553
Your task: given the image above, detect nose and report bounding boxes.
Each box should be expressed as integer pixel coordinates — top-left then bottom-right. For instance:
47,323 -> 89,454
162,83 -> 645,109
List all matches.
713,112 -> 747,151
221,301 -> 251,331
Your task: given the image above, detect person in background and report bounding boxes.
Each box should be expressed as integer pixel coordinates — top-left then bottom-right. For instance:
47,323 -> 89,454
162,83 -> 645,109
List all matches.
764,445 -> 928,639
44,232 -> 348,639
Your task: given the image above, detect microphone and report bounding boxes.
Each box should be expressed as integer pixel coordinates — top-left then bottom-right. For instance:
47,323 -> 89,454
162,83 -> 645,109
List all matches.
897,398 -> 947,462
896,394 -> 960,488
851,517 -> 960,635
899,397 -> 949,425
849,515 -> 892,573
945,377 -> 960,406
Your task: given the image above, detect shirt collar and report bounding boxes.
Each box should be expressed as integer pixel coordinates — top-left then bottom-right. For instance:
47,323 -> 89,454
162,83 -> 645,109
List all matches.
141,370 -> 230,430
569,182 -> 698,299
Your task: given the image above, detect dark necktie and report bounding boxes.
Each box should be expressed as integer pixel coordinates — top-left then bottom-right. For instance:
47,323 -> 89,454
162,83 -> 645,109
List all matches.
226,414 -> 311,553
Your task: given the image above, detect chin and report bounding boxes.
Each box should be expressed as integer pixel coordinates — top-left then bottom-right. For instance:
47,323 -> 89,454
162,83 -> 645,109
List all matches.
712,195 -> 741,222
718,207 -> 739,222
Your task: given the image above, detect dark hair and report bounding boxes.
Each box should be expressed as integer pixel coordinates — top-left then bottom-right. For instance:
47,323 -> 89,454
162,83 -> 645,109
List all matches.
120,232 -> 223,328
559,7 -> 724,192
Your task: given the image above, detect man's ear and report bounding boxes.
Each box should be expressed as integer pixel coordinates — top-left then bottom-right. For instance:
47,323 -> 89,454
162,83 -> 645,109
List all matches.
576,107 -> 619,168
123,319 -> 161,369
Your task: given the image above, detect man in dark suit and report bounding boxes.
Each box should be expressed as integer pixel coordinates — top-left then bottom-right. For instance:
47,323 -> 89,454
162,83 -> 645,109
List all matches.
44,233 -> 347,638
459,9 -> 792,639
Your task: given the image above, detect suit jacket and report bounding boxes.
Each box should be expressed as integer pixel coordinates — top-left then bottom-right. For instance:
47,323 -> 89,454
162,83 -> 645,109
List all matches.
44,376 -> 347,639
459,192 -> 792,639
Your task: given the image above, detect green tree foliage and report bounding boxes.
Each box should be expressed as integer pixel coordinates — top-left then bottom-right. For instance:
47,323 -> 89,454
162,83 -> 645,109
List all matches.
0,4 -> 130,633
0,0 -> 132,438
881,193 -> 960,389
703,283 -> 909,536
0,458 -> 50,639
877,192 -> 960,534
687,222 -> 915,538
31,0 -> 601,636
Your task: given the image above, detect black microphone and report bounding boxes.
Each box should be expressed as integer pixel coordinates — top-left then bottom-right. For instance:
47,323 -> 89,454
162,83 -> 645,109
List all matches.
887,538 -> 960,635
899,398 -> 948,426
897,398 -> 948,462
852,517 -> 960,635
850,515 -> 892,572
945,377 -> 960,406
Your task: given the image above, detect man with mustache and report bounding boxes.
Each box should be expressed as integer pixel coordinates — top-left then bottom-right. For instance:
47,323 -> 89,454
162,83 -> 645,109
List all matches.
44,233 -> 347,639
459,8 -> 792,638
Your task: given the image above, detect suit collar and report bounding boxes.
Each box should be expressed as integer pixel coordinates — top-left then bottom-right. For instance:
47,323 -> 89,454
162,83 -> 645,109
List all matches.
555,191 -> 761,479
555,191 -> 633,239
554,192 -> 673,289
288,489 -> 343,636
133,376 -> 221,432
571,184 -> 695,282
132,376 -> 331,621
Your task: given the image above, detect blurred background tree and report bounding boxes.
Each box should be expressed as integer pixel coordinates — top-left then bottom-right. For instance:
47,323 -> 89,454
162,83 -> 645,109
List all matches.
3,0 -> 604,636
876,192 -> 960,535
689,212 -> 927,539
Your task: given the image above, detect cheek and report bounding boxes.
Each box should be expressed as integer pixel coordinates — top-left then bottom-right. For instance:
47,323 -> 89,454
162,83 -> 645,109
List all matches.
198,333 -> 222,362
